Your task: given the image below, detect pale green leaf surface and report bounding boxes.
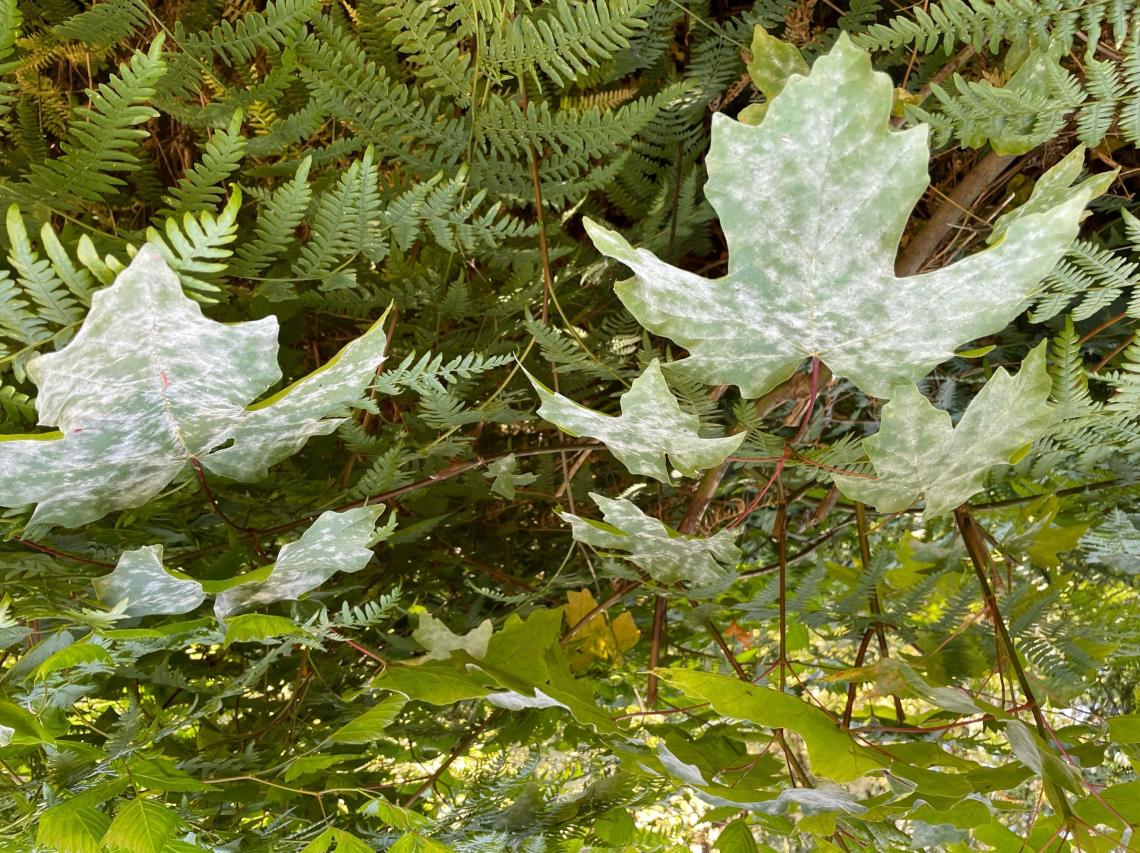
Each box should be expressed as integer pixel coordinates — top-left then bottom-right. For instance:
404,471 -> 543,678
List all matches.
483,453 -> 536,499
0,247 -> 387,529
561,493 -> 740,586
102,798 -> 180,853
414,612 -> 492,661
584,35 -> 1100,399
202,309 -> 390,481
528,359 -> 743,481
659,669 -> 885,782
746,24 -> 808,101
214,506 -> 384,617
93,545 -> 205,618
832,343 -> 1053,519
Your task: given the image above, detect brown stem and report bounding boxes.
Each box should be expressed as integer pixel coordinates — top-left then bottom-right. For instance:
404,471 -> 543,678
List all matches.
841,626 -> 876,729
855,502 -> 905,724
954,506 -> 1048,736
707,619 -> 748,680
776,501 -> 788,692
955,505 -> 1076,825
11,537 -> 114,568
190,458 -> 265,557
895,150 -> 1015,276
646,595 -> 668,705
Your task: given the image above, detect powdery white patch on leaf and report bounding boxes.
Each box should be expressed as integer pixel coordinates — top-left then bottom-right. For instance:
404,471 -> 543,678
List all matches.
561,493 -> 740,587
202,313 -> 390,481
414,613 -> 493,661
832,343 -> 1053,520
584,34 -> 1104,400
94,545 -> 206,619
484,689 -> 568,711
0,247 -> 388,530
527,359 -> 744,482
214,506 -> 386,618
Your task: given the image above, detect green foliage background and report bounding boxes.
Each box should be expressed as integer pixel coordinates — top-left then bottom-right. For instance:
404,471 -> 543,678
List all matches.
0,0 -> 1138,850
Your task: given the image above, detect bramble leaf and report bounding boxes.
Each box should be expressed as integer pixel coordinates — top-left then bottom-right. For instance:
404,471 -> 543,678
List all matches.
0,246 -> 387,530
528,359 -> 743,481
584,35 -> 1103,399
561,493 -> 740,586
832,343 -> 1053,519
659,669 -> 886,782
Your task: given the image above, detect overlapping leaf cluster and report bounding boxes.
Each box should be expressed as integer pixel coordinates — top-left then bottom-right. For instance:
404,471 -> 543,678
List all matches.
0,2 -> 1137,852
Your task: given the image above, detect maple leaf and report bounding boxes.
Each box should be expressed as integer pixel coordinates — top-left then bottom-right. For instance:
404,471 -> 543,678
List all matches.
562,493 -> 740,586
832,343 -> 1053,520
0,246 -> 387,529
93,546 -> 206,619
527,359 -> 743,481
214,507 -> 389,618
583,34 -> 1107,399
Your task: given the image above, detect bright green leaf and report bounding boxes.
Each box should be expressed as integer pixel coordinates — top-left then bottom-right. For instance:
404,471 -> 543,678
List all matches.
35,641 -> 112,680
330,693 -> 406,744
222,613 -> 302,646
102,798 -> 180,853
658,669 -> 885,782
746,25 -> 808,101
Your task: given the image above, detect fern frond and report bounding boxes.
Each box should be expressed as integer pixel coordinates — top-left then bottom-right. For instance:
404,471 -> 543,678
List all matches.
856,0 -> 1087,55
375,0 -> 472,100
53,0 -> 148,46
349,439 -> 414,499
485,0 -> 655,88
292,147 -> 383,279
0,379 -> 34,427
145,189 -> 242,298
178,0 -> 319,68
1031,238 -> 1138,323
297,15 -> 466,170
23,37 -> 166,209
4,206 -> 82,328
231,156 -> 312,278
160,110 -> 247,217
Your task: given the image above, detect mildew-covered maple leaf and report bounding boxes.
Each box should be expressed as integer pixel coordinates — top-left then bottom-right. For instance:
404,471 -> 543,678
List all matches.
0,246 -> 388,529
585,34 -> 1108,399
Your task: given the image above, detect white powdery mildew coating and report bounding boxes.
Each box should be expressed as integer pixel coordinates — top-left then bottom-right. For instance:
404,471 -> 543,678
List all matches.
94,545 -> 206,618
202,315 -> 389,481
214,506 -> 383,618
529,359 -> 744,482
584,34 -> 1101,400
0,247 -> 388,529
562,493 -> 740,586
832,343 -> 1054,520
